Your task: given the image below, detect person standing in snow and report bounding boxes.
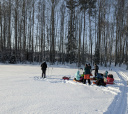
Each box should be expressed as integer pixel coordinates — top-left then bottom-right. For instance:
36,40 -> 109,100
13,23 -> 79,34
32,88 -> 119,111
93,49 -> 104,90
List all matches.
41,61 -> 47,78
94,64 -> 99,77
88,63 -> 92,72
83,64 -> 91,85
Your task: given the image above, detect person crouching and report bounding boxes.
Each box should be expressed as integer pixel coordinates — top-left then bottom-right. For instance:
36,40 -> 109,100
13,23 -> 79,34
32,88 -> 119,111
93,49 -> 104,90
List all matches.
75,71 -> 83,82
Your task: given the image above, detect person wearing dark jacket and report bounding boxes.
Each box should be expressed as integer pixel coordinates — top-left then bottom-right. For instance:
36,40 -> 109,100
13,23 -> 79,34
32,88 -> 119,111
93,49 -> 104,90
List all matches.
94,64 -> 99,77
88,63 -> 92,72
83,64 -> 91,85
88,64 -> 91,70
41,61 -> 47,78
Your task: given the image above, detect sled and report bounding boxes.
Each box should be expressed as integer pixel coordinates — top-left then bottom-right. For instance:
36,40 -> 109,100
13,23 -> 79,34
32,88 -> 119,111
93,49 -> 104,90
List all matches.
93,79 -> 106,86
106,77 -> 114,84
62,76 -> 70,80
73,79 -> 83,83
90,77 -> 96,80
93,82 -> 106,86
93,81 -> 115,85
93,81 -> 96,84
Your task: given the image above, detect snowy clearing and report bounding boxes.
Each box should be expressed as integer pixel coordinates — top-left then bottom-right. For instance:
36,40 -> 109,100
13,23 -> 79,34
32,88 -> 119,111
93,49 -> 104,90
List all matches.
0,64 -> 128,114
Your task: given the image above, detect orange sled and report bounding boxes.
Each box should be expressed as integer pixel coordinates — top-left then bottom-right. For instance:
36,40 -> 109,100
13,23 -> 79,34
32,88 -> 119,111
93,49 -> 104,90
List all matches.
73,79 -> 82,83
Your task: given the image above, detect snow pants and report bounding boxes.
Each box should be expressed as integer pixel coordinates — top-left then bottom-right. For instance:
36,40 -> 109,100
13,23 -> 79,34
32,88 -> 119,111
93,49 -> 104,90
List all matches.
94,71 -> 98,77
83,79 -> 91,85
83,74 -> 91,85
42,70 -> 46,78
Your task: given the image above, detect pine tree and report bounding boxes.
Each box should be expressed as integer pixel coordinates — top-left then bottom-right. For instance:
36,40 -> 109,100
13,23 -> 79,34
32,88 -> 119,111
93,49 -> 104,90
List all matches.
79,0 -> 97,64
66,0 -> 78,63
94,43 -> 100,64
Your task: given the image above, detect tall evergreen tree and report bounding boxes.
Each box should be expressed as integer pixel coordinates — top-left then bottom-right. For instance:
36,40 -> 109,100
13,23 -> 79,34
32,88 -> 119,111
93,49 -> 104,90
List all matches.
66,0 -> 77,63
79,0 -> 97,64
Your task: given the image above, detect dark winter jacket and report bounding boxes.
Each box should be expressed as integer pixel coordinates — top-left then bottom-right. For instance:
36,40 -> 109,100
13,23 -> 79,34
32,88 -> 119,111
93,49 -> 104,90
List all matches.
41,62 -> 47,71
84,66 -> 91,75
96,73 -> 103,79
88,65 -> 91,70
95,65 -> 99,73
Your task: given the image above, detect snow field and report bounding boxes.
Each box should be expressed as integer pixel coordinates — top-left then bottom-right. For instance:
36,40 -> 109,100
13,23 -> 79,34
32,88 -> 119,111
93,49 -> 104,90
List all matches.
0,64 -> 127,114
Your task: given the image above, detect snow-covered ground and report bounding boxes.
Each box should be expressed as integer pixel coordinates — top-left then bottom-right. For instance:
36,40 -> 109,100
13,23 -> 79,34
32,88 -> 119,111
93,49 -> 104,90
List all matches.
0,63 -> 128,114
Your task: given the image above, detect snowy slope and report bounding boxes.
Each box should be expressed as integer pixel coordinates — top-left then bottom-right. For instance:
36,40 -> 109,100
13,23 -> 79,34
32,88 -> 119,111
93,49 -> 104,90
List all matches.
0,64 -> 127,114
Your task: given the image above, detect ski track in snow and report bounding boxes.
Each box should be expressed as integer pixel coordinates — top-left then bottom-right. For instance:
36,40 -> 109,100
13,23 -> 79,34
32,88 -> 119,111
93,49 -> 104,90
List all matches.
33,76 -> 69,84
104,68 -> 128,114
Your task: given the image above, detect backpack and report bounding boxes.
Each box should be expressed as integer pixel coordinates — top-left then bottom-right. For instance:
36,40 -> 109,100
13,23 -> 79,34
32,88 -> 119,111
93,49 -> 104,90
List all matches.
108,74 -> 113,78
96,79 -> 106,86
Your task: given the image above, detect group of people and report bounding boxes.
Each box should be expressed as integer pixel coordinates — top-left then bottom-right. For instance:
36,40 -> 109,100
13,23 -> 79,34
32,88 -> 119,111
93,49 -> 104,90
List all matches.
40,61 -> 114,86
40,61 -> 99,83
75,64 -> 99,85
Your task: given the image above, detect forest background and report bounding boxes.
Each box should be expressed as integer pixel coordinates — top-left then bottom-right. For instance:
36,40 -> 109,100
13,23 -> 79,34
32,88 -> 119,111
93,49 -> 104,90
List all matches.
0,0 -> 128,68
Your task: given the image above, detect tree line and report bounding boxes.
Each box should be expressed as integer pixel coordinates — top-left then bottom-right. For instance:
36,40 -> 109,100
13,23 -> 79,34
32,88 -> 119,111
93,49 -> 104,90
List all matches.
0,0 -> 128,67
